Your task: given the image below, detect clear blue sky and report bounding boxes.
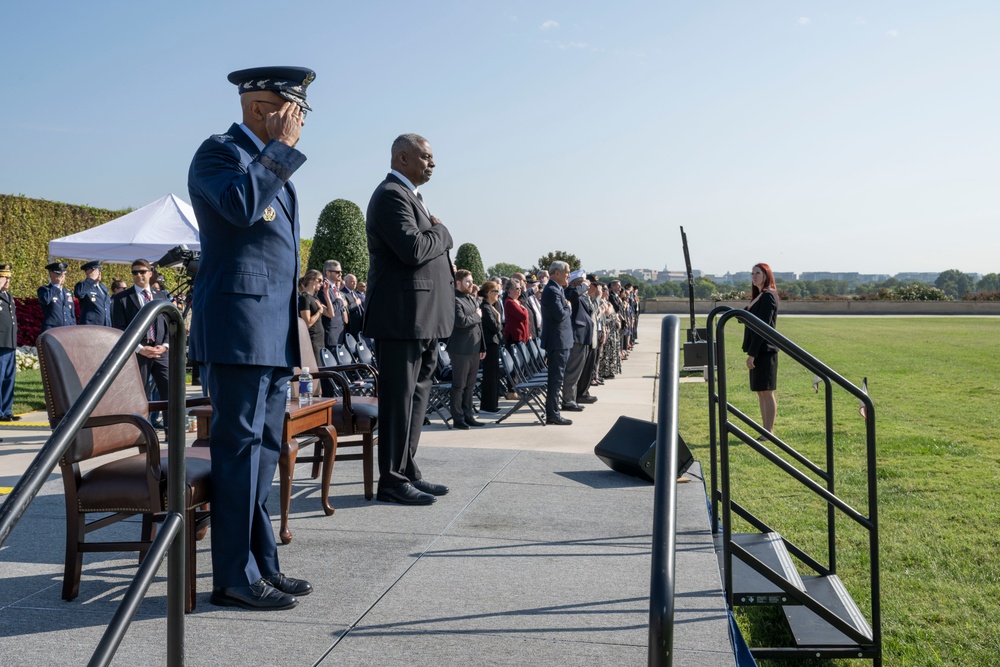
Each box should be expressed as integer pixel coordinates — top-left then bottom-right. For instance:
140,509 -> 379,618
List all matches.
3,1 -> 997,276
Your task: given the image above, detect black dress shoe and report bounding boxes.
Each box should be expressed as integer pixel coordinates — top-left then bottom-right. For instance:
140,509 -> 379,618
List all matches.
411,478 -> 449,496
578,395 -> 598,404
467,418 -> 485,427
452,421 -> 470,430
376,482 -> 436,505
210,579 -> 298,610
0,415 -> 20,422
561,403 -> 584,412
264,573 -> 313,596
546,416 -> 573,425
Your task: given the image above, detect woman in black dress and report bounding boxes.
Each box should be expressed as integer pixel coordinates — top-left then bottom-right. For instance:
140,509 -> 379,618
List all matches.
742,263 -> 779,435
478,280 -> 503,413
298,269 -> 329,365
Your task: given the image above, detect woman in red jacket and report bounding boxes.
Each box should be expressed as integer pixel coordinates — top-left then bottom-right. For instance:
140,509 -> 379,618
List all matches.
503,280 -> 530,344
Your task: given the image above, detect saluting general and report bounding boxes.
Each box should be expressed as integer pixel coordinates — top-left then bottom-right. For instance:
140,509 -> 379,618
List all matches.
38,261 -> 76,332
74,260 -> 112,326
364,133 -> 455,505
188,66 -> 315,611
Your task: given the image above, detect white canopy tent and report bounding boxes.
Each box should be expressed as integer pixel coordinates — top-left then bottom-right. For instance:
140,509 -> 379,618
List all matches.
48,193 -> 200,263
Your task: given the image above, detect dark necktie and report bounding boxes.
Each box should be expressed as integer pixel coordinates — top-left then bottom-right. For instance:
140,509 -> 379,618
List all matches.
416,191 -> 429,216
142,290 -> 155,343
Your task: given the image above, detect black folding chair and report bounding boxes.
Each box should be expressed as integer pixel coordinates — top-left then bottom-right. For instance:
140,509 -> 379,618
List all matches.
495,347 -> 548,426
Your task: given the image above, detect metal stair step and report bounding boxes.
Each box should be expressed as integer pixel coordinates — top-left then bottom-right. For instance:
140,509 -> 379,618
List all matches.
783,574 -> 874,647
715,532 -> 805,605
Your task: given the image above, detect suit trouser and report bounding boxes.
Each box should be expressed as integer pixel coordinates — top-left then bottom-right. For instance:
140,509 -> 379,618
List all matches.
137,354 -> 170,403
562,343 -> 588,405
546,348 -> 570,419
0,347 -> 14,418
204,362 -> 290,588
375,338 -> 438,487
576,346 -> 597,400
480,344 -> 501,412
450,352 -> 480,424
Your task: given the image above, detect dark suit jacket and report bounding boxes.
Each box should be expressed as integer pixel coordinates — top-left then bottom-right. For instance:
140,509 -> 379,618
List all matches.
342,286 -> 365,336
540,280 -> 573,351
480,301 -> 502,347
742,291 -> 778,357
110,287 -> 171,344
363,173 -> 455,340
0,290 -> 16,349
187,123 -> 303,367
449,291 -> 485,355
75,278 -> 112,326
320,284 -> 347,348
566,283 -> 594,346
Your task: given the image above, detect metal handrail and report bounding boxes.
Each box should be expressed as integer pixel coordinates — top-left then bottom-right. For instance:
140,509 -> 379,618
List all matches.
0,301 -> 188,667
648,315 -> 681,667
706,305 -> 881,660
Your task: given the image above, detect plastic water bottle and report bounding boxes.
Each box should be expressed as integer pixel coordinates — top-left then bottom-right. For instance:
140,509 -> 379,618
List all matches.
298,367 -> 313,406
285,381 -> 292,409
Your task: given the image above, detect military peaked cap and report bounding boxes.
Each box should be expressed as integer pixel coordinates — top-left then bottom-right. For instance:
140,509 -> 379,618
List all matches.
45,261 -> 68,274
0,264 -> 11,278
227,66 -> 316,112
81,260 -> 102,271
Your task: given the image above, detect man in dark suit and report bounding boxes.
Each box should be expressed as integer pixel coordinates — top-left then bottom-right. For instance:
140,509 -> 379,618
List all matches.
75,260 -> 112,326
562,269 -> 596,411
364,133 -> 455,505
540,261 -> 574,425
0,264 -> 18,422
320,260 -> 348,349
448,269 -> 486,429
341,273 -> 365,338
38,262 -> 76,332
187,65 -> 315,611
110,258 -> 171,401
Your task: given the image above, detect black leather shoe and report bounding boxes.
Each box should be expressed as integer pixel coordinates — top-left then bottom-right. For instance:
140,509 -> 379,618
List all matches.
546,416 -> 573,426
452,420 -> 469,430
264,573 -> 313,596
376,482 -> 436,505
0,415 -> 20,422
578,395 -> 598,404
561,403 -> 584,412
411,478 -> 449,496
210,579 -> 298,610
467,419 -> 485,427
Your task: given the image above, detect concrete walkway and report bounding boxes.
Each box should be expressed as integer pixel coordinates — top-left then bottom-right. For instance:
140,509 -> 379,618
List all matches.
0,317 -> 734,666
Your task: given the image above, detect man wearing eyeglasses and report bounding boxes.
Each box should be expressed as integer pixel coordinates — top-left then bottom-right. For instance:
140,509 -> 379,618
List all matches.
110,259 -> 171,403
320,260 -> 348,349
187,66 -> 315,611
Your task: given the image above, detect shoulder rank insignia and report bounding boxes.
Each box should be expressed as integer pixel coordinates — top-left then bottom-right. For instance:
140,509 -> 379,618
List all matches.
263,206 -> 276,222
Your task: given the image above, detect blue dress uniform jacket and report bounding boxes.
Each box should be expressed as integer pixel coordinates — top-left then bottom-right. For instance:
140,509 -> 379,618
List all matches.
38,283 -> 76,332
188,124 -> 303,367
188,123 -> 304,590
75,278 -> 112,326
0,291 -> 15,349
0,290 -> 16,419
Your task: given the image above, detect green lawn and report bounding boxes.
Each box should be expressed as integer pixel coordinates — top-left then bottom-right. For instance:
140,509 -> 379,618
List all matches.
677,317 -> 1000,666
11,368 -> 43,416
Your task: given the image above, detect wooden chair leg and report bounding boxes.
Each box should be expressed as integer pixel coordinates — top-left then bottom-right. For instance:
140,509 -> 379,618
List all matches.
278,439 -> 299,545
62,514 -> 84,601
318,426 -> 337,516
310,441 -> 323,480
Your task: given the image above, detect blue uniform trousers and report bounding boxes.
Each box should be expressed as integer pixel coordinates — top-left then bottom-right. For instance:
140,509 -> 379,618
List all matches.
546,348 -> 570,420
204,362 -> 291,588
0,348 -> 14,418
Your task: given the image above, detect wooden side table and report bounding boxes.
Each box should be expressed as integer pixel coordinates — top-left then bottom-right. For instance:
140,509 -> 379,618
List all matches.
189,397 -> 338,545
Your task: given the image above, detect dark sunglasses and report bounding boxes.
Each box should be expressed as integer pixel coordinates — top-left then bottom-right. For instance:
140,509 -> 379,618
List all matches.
132,269 -> 150,275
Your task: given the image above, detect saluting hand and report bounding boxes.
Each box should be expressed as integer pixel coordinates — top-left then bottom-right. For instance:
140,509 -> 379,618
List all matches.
266,101 -> 304,148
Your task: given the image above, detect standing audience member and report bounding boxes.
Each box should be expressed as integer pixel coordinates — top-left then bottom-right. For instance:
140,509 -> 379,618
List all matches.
448,269 -> 486,429
364,132 -> 454,505
599,286 -> 621,379
320,260 -> 348,349
0,264 -> 18,422
502,280 -> 530,344
478,280 -> 503,414
298,269 -> 329,365
110,259 -> 171,404
342,273 -> 365,338
187,65 -> 316,610
575,276 -> 601,403
74,260 -> 112,326
110,279 -> 128,295
524,275 -> 543,338
38,262 -> 76,333
743,263 -> 779,436
561,269 -> 593,412
540,261 -> 573,425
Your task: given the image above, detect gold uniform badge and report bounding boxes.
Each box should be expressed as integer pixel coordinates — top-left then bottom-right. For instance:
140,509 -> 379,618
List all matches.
263,206 -> 276,222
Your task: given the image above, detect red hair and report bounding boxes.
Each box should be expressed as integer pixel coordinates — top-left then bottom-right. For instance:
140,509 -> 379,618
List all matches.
751,263 -> 777,299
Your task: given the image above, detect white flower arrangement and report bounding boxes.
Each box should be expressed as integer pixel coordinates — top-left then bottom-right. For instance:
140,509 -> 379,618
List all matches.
15,346 -> 39,372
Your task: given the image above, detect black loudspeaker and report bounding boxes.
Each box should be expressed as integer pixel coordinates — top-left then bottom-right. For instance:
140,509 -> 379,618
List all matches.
594,416 -> 695,483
